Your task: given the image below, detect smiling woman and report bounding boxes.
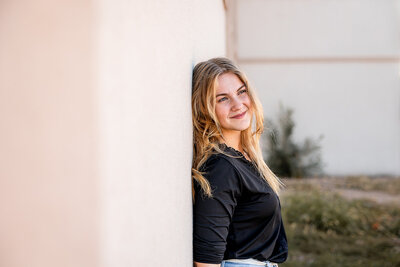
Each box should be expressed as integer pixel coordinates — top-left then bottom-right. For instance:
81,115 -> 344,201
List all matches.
214,72 -> 252,144
191,58 -> 288,267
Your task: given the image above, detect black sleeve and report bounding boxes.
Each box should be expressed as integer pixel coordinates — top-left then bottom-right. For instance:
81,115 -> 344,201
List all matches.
193,156 -> 242,264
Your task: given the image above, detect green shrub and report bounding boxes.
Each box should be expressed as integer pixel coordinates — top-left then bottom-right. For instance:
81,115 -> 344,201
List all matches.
282,189 -> 400,236
280,188 -> 400,267
263,103 -> 323,178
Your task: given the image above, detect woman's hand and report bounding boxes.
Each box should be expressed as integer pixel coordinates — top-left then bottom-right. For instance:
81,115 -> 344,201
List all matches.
193,261 -> 220,267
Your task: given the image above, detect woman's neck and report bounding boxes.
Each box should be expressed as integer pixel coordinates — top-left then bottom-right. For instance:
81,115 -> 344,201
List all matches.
219,131 -> 243,153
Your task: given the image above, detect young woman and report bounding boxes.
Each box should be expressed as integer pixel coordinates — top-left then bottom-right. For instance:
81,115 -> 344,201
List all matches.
192,58 -> 288,267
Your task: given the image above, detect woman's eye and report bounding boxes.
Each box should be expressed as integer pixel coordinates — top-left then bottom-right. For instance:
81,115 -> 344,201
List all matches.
217,97 -> 228,103
239,89 -> 248,95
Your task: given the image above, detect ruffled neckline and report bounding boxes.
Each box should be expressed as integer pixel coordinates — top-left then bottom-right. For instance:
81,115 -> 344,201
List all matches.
218,143 -> 253,165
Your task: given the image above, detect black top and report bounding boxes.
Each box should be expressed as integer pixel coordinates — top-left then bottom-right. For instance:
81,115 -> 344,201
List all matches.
193,144 -> 288,264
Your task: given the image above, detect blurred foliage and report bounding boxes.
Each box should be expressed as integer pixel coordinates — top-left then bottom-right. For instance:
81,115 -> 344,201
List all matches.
263,103 -> 324,178
280,183 -> 400,267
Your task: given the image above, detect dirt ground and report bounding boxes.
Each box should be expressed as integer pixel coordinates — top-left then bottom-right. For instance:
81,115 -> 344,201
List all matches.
281,177 -> 400,205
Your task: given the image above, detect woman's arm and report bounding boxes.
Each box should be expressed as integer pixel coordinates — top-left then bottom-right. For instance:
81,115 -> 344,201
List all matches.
194,261 -> 220,267
193,157 -> 241,265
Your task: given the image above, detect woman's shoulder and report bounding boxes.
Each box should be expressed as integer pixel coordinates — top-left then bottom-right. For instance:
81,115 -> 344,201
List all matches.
201,153 -> 236,172
200,153 -> 242,186
201,146 -> 240,171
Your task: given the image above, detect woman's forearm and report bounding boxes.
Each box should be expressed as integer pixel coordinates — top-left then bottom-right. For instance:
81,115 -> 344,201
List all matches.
193,261 -> 220,267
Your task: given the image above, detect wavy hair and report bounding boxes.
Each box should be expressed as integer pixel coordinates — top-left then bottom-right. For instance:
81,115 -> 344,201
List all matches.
192,57 -> 284,200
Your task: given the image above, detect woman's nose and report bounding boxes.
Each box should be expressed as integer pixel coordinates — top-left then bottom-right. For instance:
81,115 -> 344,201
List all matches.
231,96 -> 243,110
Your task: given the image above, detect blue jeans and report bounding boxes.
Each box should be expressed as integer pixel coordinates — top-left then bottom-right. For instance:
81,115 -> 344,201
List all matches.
221,261 -> 278,267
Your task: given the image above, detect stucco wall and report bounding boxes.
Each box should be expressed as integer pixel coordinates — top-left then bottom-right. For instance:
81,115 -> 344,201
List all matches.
231,0 -> 400,176
0,0 -> 226,266
0,1 -> 98,266
97,0 -> 225,266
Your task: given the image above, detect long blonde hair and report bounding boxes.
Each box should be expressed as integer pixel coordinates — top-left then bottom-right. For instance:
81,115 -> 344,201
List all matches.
192,57 -> 284,200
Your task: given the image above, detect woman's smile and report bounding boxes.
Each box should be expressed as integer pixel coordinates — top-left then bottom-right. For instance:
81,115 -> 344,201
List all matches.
230,110 -> 247,119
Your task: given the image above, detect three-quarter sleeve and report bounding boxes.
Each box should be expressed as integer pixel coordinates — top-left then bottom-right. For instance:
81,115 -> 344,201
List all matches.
193,156 -> 242,264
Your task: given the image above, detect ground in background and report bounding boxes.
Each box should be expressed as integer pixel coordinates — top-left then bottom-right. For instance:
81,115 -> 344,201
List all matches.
280,176 -> 400,267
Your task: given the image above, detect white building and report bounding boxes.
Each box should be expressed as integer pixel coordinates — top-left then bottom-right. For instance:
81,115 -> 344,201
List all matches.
227,0 -> 400,176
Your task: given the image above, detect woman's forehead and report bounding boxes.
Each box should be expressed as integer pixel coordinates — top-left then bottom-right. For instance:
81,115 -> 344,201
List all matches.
216,73 -> 244,93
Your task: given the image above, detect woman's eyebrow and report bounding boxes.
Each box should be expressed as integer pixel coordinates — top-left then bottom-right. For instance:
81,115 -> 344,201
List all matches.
216,84 -> 246,97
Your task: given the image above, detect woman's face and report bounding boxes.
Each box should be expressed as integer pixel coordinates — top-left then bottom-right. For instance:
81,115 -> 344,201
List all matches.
214,72 -> 253,136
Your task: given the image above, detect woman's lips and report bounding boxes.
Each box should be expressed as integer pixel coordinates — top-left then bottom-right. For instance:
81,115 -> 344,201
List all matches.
231,111 -> 246,119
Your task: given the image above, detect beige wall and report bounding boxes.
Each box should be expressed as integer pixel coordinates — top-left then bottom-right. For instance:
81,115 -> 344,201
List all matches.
0,0 -> 98,266
0,0 -> 226,266
97,0 -> 225,266
230,0 -> 400,176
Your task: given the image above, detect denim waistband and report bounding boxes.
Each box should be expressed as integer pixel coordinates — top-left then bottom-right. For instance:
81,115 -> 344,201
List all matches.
222,258 -> 278,267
